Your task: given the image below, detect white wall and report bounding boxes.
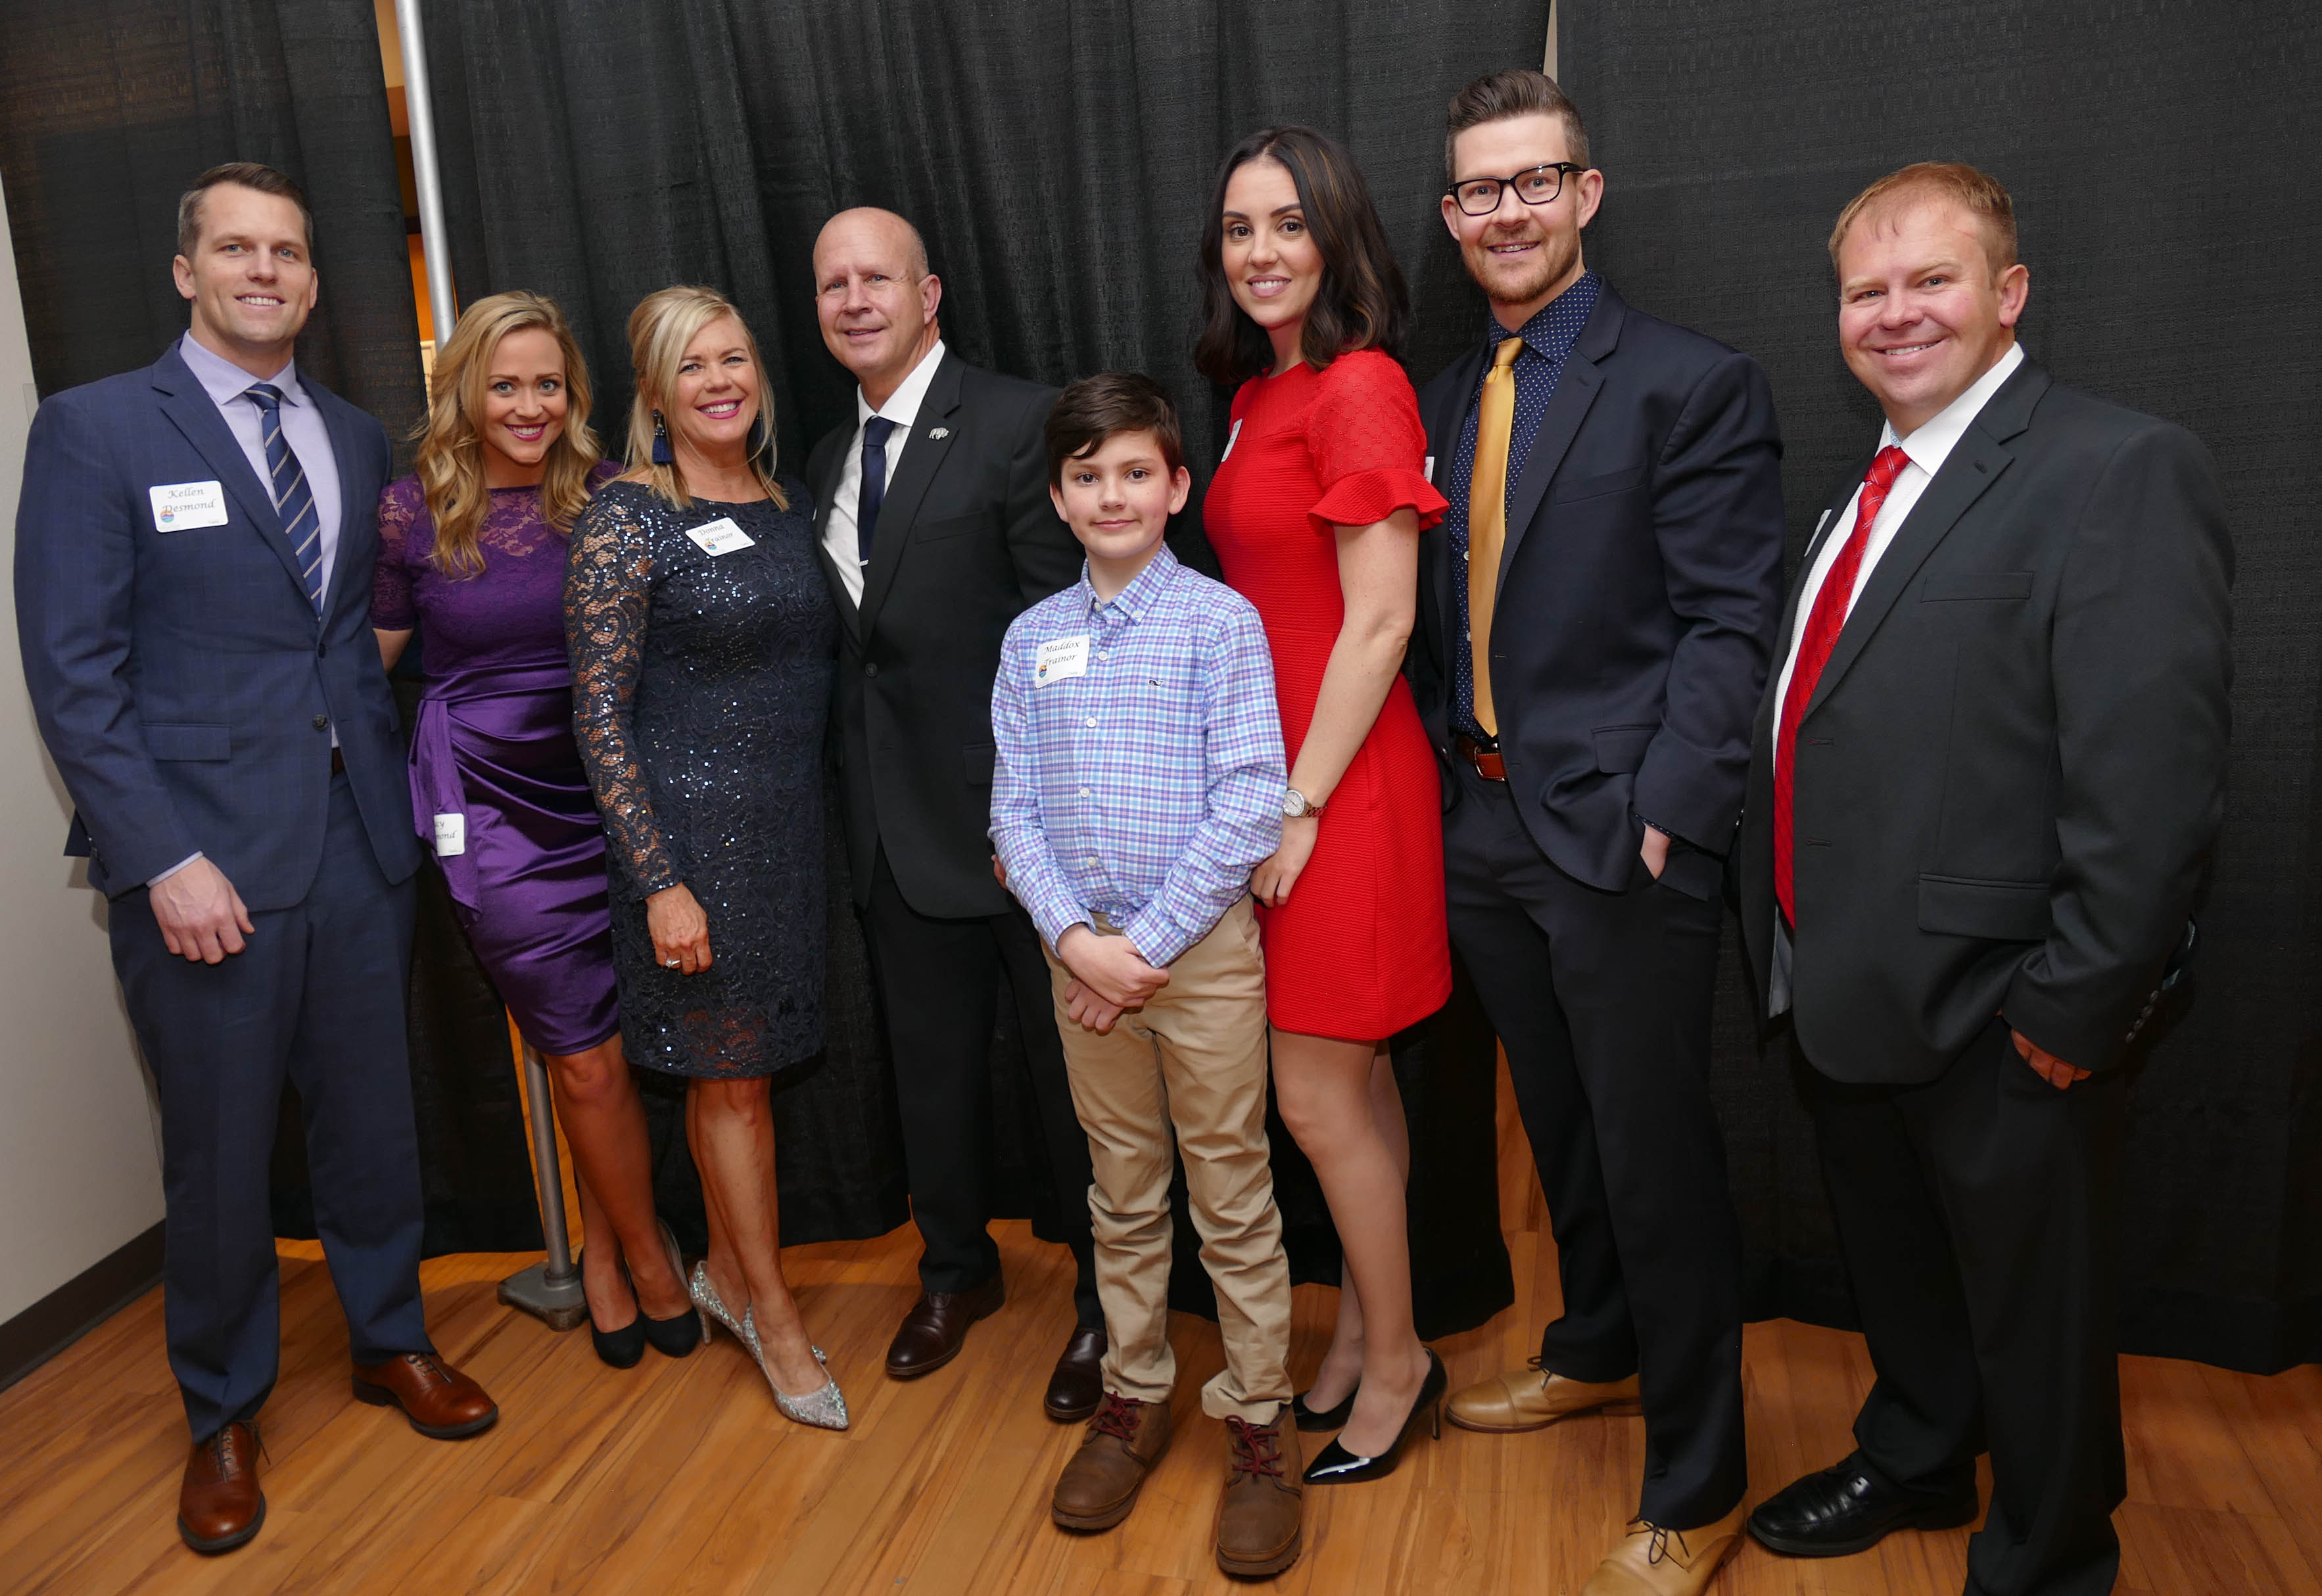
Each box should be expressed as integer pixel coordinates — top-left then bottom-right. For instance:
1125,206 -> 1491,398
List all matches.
0,170 -> 167,1325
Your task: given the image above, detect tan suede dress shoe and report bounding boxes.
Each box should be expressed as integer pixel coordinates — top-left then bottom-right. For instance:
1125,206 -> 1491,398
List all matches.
1052,1393 -> 1170,1530
1446,1357 -> 1641,1433
351,1351 -> 500,1438
1215,1406 -> 1304,1578
1580,1501 -> 1749,1595
178,1421 -> 264,1554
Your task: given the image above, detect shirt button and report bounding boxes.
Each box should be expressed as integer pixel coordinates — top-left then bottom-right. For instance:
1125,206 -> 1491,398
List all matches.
1084,857 -> 1099,868
1078,787 -> 1091,798
1085,717 -> 1097,729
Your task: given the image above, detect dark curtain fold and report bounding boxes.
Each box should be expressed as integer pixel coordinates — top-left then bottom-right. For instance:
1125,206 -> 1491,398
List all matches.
417,0 -> 1546,1326
1565,0 -> 2322,1373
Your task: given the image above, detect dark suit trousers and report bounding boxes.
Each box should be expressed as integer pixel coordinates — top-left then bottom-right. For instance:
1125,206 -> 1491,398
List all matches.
109,774 -> 429,1443
1443,763 -> 1745,1528
1801,1020 -> 2127,1596
863,851 -> 1100,1326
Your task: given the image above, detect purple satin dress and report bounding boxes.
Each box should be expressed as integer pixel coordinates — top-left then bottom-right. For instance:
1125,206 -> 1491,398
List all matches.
371,466 -> 623,1054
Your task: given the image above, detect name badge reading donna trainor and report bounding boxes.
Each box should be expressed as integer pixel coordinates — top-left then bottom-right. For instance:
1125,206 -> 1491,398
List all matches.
1034,634 -> 1091,687
686,517 -> 756,555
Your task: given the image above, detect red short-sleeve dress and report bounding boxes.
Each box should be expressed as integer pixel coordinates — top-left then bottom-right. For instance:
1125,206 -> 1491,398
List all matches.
1204,348 -> 1453,1040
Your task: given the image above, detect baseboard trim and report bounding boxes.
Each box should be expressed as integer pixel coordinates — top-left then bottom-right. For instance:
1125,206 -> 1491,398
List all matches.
0,1222 -> 164,1394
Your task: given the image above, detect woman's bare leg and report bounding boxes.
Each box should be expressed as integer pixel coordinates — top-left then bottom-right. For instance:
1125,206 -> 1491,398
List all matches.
686,1077 -> 824,1394
543,1035 -> 688,1323
1302,1045 -> 1411,1410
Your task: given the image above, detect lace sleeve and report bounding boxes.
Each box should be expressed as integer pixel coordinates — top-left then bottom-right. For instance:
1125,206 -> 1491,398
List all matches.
565,488 -> 678,896
370,475 -> 421,629
1305,350 -> 1449,535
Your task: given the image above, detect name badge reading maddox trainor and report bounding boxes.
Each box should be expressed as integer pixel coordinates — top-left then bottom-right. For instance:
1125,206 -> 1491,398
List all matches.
1035,634 -> 1090,686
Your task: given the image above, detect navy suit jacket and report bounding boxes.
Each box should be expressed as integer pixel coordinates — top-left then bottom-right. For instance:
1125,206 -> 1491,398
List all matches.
1411,283 -> 1788,899
14,342 -> 421,909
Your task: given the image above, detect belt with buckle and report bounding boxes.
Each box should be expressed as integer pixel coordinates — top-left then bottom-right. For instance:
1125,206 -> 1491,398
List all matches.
1454,735 -> 1505,782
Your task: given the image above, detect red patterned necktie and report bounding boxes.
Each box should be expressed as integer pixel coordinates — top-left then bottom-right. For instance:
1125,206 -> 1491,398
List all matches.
1774,444 -> 1911,926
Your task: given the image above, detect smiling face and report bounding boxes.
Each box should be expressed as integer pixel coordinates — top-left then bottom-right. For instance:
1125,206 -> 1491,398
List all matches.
172,182 -> 318,371
813,208 -> 942,405
1442,112 -> 1601,328
664,314 -> 761,463
1049,429 -> 1191,595
473,325 -> 569,486
1836,195 -> 2029,436
1220,157 -> 1324,364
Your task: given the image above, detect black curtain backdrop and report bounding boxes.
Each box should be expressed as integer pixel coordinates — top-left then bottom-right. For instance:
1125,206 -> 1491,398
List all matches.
415,0 -> 1550,1334
0,0 -> 543,1256
1565,0 -> 2322,1373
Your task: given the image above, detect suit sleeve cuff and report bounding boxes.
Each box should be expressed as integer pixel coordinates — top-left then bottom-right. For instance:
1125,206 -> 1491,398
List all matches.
147,851 -> 204,889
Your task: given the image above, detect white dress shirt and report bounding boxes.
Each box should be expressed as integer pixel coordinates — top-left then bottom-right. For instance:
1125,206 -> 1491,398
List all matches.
822,338 -> 947,607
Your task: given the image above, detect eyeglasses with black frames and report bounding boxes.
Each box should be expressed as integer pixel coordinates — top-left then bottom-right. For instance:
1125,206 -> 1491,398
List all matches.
1446,163 -> 1588,216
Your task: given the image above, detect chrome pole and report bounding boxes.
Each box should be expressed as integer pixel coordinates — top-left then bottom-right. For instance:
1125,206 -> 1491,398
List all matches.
496,1039 -> 588,1330
392,0 -> 457,334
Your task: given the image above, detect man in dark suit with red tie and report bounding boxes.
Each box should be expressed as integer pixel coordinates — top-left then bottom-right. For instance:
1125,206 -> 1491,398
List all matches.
1738,164 -> 2233,1596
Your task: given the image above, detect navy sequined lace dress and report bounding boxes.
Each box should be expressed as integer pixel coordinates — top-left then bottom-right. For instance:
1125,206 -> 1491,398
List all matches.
564,478 -> 834,1079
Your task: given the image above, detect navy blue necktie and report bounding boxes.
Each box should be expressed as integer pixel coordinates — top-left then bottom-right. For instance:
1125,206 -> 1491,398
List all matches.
243,383 -> 326,613
856,415 -> 899,563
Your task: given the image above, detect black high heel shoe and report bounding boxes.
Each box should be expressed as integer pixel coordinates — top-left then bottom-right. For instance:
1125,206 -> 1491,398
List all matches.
1300,1348 -> 1445,1484
1290,1381 -> 1358,1432
638,1219 -> 704,1359
582,1251 -> 647,1369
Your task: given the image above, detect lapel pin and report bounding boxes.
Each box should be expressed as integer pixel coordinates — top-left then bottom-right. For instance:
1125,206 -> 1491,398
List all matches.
929,427 -> 950,440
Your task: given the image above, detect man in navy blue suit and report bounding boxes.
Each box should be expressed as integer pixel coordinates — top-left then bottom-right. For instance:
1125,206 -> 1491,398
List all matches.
14,163 -> 497,1556
1409,73 -> 1787,1596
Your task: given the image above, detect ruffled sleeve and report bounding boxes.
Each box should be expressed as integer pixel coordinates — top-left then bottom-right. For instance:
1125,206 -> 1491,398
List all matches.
1304,349 -> 1448,536
369,475 -> 422,629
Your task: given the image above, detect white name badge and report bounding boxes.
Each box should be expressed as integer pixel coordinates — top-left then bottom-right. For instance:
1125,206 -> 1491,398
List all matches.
1221,418 -> 1243,460
433,812 -> 467,857
149,480 -> 228,532
1424,454 -> 1436,479
1034,634 -> 1091,688
686,517 -> 755,555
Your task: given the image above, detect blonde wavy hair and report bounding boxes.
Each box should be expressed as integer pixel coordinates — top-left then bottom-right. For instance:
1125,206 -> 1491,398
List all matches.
412,291 -> 602,578
625,285 -> 788,510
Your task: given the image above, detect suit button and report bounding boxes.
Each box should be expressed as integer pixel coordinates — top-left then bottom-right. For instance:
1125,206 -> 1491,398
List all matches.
865,662 -> 880,678
312,715 -> 329,730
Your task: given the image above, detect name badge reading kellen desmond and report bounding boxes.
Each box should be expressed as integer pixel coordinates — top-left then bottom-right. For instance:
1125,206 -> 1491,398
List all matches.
149,480 -> 229,532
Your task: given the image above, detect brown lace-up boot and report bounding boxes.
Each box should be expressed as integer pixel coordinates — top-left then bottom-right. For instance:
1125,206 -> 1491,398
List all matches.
1051,1392 -> 1172,1531
1215,1406 -> 1304,1577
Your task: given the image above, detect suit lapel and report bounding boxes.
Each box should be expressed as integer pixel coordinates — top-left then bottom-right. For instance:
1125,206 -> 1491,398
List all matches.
151,350 -> 314,605
859,352 -> 964,636
314,388 -> 368,620
1770,464 -> 1874,667
1423,344 -> 1487,674
1498,287 -> 1623,588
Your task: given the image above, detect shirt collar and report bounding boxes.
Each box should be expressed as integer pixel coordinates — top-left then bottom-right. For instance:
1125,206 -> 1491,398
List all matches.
1079,541 -> 1180,622
1882,341 -> 2026,477
856,337 -> 948,429
1487,268 -> 1601,362
179,330 -> 301,409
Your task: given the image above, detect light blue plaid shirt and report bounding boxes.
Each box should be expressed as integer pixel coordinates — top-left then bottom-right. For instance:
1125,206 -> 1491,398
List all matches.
990,544 -> 1285,967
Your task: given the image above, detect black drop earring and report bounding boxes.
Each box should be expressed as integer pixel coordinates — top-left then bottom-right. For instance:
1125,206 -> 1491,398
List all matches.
650,408 -> 674,466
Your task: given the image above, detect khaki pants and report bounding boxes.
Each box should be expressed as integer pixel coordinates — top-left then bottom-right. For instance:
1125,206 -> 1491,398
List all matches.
1041,897 -> 1291,1422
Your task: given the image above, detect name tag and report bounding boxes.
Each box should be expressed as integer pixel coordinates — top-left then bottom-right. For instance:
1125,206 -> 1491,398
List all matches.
1424,454 -> 1436,479
1034,634 -> 1091,687
1221,418 -> 1243,461
686,517 -> 755,555
149,480 -> 228,532
433,812 -> 466,857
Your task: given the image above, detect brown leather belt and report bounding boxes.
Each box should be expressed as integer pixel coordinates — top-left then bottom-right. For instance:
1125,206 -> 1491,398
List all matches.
1455,735 -> 1506,782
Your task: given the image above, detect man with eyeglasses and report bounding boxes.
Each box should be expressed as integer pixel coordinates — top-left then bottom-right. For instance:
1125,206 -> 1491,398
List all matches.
1406,69 -> 1785,1596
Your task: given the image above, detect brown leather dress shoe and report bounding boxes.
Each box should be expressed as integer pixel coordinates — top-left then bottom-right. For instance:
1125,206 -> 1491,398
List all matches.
1580,1501 -> 1750,1596
351,1351 -> 500,1439
179,1421 -> 264,1554
1216,1406 -> 1304,1578
884,1274 -> 1005,1378
1045,1326 -> 1106,1422
1051,1392 -> 1171,1530
1447,1357 -> 1642,1434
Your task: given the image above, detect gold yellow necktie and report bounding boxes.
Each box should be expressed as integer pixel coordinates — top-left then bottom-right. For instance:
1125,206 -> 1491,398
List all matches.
1467,336 -> 1524,738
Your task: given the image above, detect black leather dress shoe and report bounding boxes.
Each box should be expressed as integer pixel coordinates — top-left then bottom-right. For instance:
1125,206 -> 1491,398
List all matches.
1045,1326 -> 1107,1422
885,1274 -> 1007,1378
1749,1452 -> 1979,1557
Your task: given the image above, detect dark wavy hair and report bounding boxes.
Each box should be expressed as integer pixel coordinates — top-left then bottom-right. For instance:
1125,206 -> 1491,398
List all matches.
1193,126 -> 1410,387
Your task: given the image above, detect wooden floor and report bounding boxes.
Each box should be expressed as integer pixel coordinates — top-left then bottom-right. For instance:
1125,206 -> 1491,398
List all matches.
3,1074 -> 2318,1595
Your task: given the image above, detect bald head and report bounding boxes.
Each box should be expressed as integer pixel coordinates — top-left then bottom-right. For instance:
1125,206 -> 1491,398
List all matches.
813,207 -> 943,406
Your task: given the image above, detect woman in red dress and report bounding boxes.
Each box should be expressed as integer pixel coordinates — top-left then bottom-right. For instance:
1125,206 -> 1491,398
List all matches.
1198,126 -> 1452,1484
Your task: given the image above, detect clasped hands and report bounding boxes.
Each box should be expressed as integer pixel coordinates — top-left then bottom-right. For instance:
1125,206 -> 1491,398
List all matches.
1054,924 -> 1168,1035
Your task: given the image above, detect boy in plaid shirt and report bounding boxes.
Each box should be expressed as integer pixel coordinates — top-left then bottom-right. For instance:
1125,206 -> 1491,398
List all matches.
989,373 -> 1302,1577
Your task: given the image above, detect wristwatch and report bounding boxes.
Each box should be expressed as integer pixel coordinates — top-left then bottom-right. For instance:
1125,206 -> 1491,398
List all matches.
1281,787 -> 1325,819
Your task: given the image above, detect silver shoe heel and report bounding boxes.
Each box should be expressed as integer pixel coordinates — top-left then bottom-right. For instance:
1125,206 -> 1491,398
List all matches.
688,1259 -> 744,1344
740,1307 -> 849,1432
663,1224 -> 711,1345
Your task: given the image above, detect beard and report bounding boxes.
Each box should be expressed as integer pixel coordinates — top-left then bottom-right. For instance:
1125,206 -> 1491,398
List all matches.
1474,225 -> 1582,311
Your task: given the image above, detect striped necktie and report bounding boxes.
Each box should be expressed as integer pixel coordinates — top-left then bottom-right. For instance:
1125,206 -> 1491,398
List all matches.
243,383 -> 326,613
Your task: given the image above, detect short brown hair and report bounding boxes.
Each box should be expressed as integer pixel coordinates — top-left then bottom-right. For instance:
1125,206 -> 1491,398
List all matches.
1445,69 -> 1590,185
1828,162 -> 2018,275
1194,126 -> 1410,387
176,162 -> 312,259
1047,373 -> 1184,485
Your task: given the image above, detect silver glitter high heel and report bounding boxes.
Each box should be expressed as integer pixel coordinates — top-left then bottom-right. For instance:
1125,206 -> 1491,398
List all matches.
688,1259 -> 743,1343
740,1307 -> 849,1431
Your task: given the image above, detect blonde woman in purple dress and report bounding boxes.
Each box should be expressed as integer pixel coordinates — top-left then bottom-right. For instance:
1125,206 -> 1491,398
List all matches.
372,291 -> 698,1368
